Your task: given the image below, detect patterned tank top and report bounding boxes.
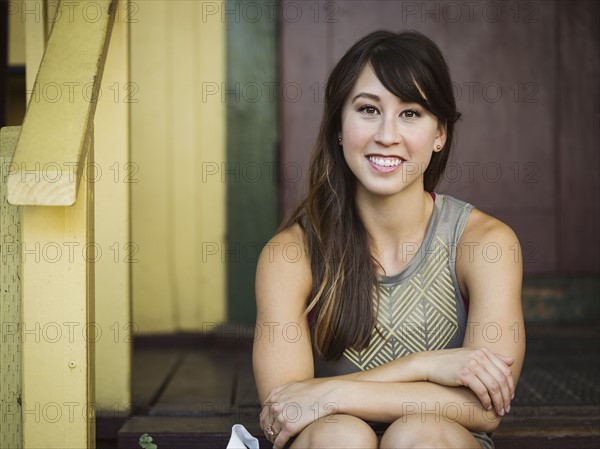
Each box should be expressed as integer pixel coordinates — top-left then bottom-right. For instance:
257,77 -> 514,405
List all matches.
311,192 -> 475,377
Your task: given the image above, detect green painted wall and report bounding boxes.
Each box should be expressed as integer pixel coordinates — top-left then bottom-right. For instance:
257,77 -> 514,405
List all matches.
226,1 -> 278,322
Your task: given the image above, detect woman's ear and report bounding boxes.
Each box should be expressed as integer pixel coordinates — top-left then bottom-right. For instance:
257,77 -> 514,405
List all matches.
434,120 -> 447,152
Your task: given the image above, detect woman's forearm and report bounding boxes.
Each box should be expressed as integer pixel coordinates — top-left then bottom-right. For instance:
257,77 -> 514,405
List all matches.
329,379 -> 500,433
308,351 -> 428,384
303,347 -> 515,420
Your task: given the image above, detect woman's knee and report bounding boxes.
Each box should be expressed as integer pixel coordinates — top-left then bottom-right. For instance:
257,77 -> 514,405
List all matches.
380,415 -> 480,449
291,414 -> 378,449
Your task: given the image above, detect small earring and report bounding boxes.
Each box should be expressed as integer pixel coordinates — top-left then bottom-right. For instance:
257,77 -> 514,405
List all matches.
436,144 -> 442,150
338,137 -> 342,144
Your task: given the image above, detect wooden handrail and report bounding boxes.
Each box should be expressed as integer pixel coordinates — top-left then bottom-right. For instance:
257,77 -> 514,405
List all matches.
7,0 -> 117,206
2,1 -> 125,447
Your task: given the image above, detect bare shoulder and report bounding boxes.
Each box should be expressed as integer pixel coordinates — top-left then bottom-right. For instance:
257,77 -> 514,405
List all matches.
255,223 -> 312,316
461,207 -> 520,247
456,208 -> 522,299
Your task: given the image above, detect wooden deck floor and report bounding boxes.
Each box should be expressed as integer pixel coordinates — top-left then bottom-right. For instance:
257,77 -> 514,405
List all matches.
116,325 -> 600,449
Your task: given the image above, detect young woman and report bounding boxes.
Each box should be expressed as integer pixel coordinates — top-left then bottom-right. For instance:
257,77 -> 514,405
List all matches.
253,30 -> 525,449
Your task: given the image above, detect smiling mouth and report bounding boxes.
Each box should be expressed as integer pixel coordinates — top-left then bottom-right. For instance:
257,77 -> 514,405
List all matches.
367,156 -> 404,167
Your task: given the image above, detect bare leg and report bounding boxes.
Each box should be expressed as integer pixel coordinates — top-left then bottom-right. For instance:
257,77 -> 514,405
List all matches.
289,414 -> 378,449
380,414 -> 482,449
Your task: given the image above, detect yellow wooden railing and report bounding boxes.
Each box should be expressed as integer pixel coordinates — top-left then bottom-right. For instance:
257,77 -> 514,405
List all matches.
0,0 -> 130,447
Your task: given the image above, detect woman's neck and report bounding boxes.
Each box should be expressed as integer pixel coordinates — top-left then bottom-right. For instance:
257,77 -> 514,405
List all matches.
355,184 -> 435,271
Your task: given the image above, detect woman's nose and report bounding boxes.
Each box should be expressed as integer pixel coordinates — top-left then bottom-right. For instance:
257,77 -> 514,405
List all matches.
374,116 -> 401,146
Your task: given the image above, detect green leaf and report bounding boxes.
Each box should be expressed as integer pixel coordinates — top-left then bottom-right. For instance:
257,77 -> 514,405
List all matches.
139,433 -> 157,449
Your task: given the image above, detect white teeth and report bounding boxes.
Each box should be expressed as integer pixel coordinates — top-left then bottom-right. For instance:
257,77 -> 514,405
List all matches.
368,156 -> 403,167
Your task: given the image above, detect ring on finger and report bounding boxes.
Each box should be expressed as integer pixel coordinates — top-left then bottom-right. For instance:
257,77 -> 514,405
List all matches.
266,425 -> 276,440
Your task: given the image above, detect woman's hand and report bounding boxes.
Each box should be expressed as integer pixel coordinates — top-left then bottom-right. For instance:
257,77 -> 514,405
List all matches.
419,347 -> 515,416
260,380 -> 341,449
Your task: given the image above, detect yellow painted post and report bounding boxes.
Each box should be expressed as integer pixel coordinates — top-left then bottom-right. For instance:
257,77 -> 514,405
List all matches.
94,0 -> 131,417
8,1 -> 117,446
19,136 -> 95,448
0,127 -> 23,449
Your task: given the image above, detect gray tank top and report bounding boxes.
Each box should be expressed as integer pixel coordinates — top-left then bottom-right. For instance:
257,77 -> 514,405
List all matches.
312,193 -> 475,377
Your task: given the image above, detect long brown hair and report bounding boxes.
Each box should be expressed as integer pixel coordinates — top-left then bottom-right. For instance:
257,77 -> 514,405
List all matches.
283,31 -> 461,360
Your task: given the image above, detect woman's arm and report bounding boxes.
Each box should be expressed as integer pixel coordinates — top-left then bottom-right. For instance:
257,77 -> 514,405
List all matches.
456,209 -> 526,414
264,212 -> 524,448
252,224 -> 314,404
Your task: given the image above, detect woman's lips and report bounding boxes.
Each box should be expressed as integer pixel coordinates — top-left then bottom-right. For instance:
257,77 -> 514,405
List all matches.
367,155 -> 404,173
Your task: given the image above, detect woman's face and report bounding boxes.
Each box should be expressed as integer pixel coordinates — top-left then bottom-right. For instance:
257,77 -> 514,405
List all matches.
340,64 -> 445,198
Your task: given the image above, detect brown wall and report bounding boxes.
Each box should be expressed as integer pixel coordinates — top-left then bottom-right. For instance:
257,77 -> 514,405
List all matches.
280,0 -> 599,275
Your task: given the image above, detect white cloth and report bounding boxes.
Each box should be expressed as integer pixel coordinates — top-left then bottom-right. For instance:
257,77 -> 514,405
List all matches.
226,424 -> 260,449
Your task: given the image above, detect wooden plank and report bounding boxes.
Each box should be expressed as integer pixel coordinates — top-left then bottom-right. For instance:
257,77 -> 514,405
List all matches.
93,0 -> 131,419
194,0 -> 227,327
557,1 -> 600,273
8,0 -> 116,205
20,134 -> 95,448
118,409 -> 600,449
495,406 -> 600,448
160,1 -> 227,331
167,1 -> 199,331
495,437 -> 600,449
226,0 -> 278,322
0,126 -> 22,449
118,415 -> 269,449
150,351 -> 236,416
234,353 -> 260,407
129,0 -> 174,333
130,0 -> 227,333
132,348 -> 183,414
119,326 -> 600,447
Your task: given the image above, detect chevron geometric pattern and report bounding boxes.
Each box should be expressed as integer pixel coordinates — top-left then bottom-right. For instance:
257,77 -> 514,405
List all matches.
343,236 -> 459,370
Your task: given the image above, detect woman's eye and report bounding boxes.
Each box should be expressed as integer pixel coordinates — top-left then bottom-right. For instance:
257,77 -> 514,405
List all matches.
359,105 -> 379,115
401,109 -> 422,119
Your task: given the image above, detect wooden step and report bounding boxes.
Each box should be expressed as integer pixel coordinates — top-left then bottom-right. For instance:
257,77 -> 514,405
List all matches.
117,325 -> 600,448
118,408 -> 600,449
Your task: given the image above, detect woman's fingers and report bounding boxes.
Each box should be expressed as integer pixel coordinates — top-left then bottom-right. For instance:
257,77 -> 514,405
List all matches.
264,403 -> 296,449
473,363 -> 509,415
260,399 -> 273,438
496,353 -> 515,365
472,349 -> 513,414
272,428 -> 291,449
463,374 -> 493,412
480,348 -> 514,408
488,352 -> 515,400
261,402 -> 284,445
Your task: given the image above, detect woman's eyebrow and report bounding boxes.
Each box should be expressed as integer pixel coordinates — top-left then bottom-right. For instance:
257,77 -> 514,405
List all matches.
351,92 -> 380,103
